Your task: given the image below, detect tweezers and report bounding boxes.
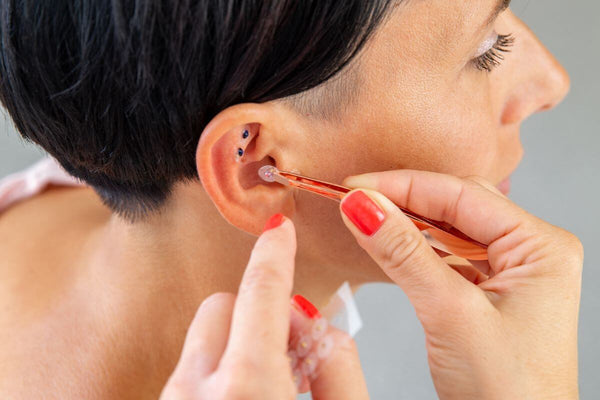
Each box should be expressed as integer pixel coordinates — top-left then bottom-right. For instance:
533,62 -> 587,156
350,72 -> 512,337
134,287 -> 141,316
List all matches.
258,165 -> 488,261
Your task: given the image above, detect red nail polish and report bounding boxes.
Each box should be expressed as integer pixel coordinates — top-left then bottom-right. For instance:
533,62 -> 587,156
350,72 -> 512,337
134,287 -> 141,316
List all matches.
291,294 -> 321,319
341,190 -> 386,236
263,213 -> 285,232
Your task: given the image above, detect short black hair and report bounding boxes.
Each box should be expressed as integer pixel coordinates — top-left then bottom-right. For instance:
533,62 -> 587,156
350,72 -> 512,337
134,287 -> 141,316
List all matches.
0,0 -> 395,222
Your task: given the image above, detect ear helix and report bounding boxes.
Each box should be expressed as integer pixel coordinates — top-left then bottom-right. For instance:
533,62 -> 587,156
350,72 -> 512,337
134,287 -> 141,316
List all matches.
235,129 -> 251,162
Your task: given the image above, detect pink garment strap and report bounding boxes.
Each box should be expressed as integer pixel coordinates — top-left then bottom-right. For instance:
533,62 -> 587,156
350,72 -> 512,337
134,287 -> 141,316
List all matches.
0,156 -> 86,213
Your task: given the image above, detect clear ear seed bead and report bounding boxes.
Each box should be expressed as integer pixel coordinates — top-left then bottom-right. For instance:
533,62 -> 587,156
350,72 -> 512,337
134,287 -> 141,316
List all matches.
301,353 -> 318,376
258,165 -> 277,182
311,318 -> 328,340
287,349 -> 299,369
293,368 -> 303,390
316,334 -> 334,359
295,334 -> 313,357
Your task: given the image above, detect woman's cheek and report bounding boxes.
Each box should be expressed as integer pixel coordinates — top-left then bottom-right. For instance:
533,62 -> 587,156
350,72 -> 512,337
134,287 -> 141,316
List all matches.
398,101 -> 493,174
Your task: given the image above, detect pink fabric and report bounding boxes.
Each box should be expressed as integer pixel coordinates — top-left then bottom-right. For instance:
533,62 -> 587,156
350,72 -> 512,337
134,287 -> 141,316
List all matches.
0,156 -> 85,214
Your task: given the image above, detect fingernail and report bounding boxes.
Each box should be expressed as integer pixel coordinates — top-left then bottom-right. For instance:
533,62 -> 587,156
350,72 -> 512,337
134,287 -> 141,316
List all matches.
343,175 -> 375,189
341,190 -> 386,236
263,213 -> 285,232
292,294 -> 322,319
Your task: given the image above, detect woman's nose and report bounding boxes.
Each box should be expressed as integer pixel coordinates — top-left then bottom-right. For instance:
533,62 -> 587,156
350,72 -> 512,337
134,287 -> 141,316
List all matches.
535,57 -> 570,113
500,18 -> 571,125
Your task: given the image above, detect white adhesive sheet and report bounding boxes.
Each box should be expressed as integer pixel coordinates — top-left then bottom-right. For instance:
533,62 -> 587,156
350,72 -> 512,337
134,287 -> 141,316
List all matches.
320,281 -> 363,338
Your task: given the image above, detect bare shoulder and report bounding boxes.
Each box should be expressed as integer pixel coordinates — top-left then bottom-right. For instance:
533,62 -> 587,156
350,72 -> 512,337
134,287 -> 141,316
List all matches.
0,186 -> 119,398
0,185 -> 108,277
0,185 -> 108,253
0,187 -> 171,399
0,185 -> 109,315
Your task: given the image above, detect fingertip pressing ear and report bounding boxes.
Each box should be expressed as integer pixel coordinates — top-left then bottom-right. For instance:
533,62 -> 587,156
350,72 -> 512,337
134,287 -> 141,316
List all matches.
196,103 -> 298,236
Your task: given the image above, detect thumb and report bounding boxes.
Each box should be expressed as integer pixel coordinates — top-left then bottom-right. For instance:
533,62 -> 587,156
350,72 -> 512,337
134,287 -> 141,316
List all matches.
339,189 -> 477,312
289,305 -> 368,399
309,329 -> 369,400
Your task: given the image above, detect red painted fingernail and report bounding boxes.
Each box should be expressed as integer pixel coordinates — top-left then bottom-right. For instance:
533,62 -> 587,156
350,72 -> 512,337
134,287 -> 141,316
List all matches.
263,213 -> 285,232
291,294 -> 321,319
341,190 -> 386,236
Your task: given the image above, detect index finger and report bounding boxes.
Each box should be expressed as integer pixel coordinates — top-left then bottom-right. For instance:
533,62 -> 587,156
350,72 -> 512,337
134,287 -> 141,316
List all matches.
223,214 -> 297,365
342,170 -> 527,247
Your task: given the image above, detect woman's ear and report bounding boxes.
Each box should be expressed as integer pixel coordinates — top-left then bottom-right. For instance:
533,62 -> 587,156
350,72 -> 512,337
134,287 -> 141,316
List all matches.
196,102 -> 301,236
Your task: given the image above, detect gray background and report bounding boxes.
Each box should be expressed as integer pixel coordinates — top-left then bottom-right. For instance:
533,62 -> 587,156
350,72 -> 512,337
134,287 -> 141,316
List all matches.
1,1 -> 598,399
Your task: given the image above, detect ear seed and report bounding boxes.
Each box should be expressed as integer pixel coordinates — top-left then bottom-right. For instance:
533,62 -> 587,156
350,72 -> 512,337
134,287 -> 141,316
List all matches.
301,353 -> 318,377
311,318 -> 328,340
316,334 -> 334,359
296,334 -> 313,357
287,349 -> 299,369
258,165 -> 277,182
288,310 -> 341,386
292,368 -> 303,390
235,147 -> 245,163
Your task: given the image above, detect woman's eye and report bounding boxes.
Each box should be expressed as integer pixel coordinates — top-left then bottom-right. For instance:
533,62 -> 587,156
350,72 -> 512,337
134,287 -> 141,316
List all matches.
472,32 -> 515,72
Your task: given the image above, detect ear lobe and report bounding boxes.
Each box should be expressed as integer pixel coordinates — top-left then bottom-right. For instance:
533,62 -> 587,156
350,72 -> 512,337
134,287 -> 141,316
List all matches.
196,103 -> 297,235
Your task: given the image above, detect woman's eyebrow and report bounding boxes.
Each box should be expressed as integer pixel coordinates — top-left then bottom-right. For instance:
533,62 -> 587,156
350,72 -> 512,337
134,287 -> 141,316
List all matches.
481,0 -> 512,31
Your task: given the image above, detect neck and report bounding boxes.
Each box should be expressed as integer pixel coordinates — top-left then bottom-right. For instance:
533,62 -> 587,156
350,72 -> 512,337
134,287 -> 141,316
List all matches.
87,182 -> 349,317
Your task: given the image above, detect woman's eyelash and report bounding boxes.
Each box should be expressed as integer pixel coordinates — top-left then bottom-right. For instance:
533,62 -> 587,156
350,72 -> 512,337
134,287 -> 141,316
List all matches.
473,33 -> 515,72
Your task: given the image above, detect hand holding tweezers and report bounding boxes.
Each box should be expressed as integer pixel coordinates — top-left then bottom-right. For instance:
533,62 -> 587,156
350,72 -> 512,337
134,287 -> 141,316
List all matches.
258,165 -> 488,261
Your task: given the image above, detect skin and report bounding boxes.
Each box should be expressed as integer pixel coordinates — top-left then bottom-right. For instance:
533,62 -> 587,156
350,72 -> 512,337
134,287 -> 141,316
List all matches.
160,172 -> 583,399
160,217 -> 369,400
0,0 -> 571,398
